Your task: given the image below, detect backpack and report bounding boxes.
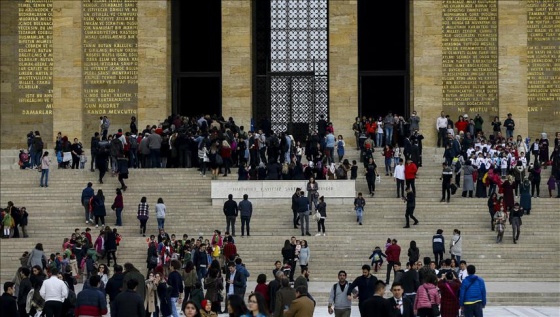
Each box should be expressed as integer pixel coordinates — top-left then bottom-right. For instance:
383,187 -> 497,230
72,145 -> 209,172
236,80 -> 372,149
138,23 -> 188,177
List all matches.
129,135 -> 138,149
65,286 -> 77,307
102,118 -> 110,129
336,166 -> 346,179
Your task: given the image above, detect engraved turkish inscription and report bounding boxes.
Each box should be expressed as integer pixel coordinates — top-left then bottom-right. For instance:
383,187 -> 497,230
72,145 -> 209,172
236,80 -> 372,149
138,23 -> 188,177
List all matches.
82,0 -> 138,118
18,0 -> 53,115
442,0 -> 498,117
527,1 -> 560,120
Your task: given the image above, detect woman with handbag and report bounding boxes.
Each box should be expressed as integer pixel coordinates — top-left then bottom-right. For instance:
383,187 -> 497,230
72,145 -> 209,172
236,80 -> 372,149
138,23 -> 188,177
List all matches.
414,274 -> 441,317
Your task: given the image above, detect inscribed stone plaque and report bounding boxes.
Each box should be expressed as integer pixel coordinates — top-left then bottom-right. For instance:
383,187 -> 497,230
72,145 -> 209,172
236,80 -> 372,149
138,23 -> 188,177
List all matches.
2,0 -> 54,147
442,0 -> 498,125
82,0 -> 138,136
527,0 -> 560,137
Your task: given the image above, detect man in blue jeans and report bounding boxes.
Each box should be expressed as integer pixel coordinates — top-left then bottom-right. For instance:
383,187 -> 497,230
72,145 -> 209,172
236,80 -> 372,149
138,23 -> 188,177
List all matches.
459,265 -> 486,317
383,113 -> 395,146
167,260 -> 184,317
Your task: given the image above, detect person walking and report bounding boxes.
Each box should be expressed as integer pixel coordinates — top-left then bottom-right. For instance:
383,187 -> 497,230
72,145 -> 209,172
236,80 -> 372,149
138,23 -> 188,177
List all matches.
40,268 -> 68,317
394,158 -> 405,198
459,265 -> 486,317
354,192 -> 365,226
238,194 -> 253,237
315,196 -> 327,236
168,260 -> 184,317
91,190 -> 106,228
359,281 -> 392,317
414,275 -> 441,317
437,271 -> 461,317
112,188 -> 124,226
403,188 -> 418,228
117,155 -> 129,191
155,198 -> 166,230
81,182 -> 95,224
112,279 -> 146,317
137,197 -> 149,237
291,188 -> 301,229
283,286 -> 315,317
327,270 -> 352,317
0,282 -> 18,317
39,151 -> 51,187
440,162 -> 453,203
223,194 -> 239,236
432,229 -> 445,268
449,229 -> 462,263
75,275 -> 108,317
347,265 -> 378,313
385,239 -> 401,285
306,178 -> 319,211
404,159 -> 418,195
297,191 -> 311,236
510,203 -> 524,244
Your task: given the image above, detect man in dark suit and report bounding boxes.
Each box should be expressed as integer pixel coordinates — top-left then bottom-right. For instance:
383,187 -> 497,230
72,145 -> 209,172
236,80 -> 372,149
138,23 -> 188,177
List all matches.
225,261 -> 245,296
359,281 -> 392,317
388,282 -> 414,317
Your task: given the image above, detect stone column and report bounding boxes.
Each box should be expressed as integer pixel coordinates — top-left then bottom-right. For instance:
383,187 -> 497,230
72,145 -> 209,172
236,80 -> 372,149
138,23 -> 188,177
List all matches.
222,0 -> 252,129
329,0 -> 358,147
53,1 -> 83,142
498,0 -> 528,138
411,1 -> 443,147
137,0 -> 170,127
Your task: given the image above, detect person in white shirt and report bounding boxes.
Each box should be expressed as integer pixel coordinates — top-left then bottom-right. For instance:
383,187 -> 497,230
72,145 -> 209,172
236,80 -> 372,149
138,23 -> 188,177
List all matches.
39,268 -> 68,317
458,261 -> 469,282
436,112 -> 448,148
394,158 -> 406,198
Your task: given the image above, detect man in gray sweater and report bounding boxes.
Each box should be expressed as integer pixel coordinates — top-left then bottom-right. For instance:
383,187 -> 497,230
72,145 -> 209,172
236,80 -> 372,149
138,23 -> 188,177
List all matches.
328,270 -> 352,317
238,194 -> 253,237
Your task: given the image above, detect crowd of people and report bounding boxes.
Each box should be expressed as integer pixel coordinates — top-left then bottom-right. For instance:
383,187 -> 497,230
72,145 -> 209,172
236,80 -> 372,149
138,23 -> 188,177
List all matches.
5,110 -> 559,317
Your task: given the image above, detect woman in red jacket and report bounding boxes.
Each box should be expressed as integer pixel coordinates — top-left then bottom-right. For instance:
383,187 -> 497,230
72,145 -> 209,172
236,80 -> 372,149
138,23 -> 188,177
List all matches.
437,271 -> 461,317
455,116 -> 468,134
220,140 -> 232,177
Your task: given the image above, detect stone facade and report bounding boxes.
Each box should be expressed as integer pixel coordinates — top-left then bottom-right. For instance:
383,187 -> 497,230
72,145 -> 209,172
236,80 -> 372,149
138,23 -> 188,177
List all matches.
1,0 -> 558,149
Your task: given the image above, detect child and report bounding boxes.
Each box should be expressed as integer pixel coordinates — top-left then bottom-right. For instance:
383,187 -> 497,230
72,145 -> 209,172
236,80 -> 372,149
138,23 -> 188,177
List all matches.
493,207 -> 507,243
336,135 -> 345,163
548,175 -> 557,198
350,160 -> 358,180
79,154 -> 87,169
385,238 -> 392,251
282,259 -> 292,278
368,246 -> 386,272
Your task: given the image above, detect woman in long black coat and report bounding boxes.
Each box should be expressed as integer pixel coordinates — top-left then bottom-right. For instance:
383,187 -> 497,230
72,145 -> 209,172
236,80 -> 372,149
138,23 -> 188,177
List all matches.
93,190 -> 106,227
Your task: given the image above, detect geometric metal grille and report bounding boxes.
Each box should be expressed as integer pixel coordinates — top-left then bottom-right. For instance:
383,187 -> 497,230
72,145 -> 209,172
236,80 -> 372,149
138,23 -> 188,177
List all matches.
269,0 -> 329,135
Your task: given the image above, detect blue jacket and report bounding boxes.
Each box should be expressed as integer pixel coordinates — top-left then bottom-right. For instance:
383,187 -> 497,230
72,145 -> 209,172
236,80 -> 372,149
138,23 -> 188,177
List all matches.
82,187 -> 94,203
459,275 -> 486,306
432,234 -> 445,253
236,264 -> 250,288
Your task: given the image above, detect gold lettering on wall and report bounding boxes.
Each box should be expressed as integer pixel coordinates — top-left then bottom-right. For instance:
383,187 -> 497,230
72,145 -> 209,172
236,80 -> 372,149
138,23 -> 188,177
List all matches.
18,0 -> 53,115
82,0 -> 138,119
527,0 -> 560,132
442,0 -> 498,118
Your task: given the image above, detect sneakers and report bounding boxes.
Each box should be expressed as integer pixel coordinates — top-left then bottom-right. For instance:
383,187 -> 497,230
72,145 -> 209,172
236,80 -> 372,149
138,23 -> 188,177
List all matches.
86,221 -> 89,224
315,233 -> 322,236
323,233 -> 326,236
359,222 -> 362,225
96,225 -> 98,228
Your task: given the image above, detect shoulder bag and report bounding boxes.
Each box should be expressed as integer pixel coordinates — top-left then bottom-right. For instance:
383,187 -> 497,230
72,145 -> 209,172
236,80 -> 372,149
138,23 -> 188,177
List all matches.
424,285 -> 441,317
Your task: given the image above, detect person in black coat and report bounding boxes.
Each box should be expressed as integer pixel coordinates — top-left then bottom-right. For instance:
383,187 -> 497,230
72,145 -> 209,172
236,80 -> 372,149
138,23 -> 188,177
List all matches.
111,279 -> 145,317
359,281 -> 392,317
104,228 -> 118,267
105,265 -> 125,303
347,265 -> 378,310
0,282 -> 18,317
388,282 -> 414,317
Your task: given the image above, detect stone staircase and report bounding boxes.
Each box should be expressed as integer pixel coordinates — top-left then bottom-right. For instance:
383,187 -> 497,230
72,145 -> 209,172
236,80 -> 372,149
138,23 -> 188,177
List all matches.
1,147 -> 559,306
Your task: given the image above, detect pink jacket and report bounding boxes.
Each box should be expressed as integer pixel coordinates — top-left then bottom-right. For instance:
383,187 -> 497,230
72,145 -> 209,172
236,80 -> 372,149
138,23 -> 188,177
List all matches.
414,283 -> 441,310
